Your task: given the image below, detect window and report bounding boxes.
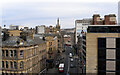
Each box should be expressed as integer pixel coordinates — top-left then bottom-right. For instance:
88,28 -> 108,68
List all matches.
10,61 -> 13,69
10,73 -> 12,75
14,61 -> 17,69
20,50 -> 23,57
10,50 -> 13,57
49,42 -> 52,46
5,73 -> 8,75
49,55 -> 51,58
98,38 -> 106,48
20,61 -> 23,69
49,48 -> 52,51
20,73 -> 24,75
2,61 -> 4,68
6,50 -> 8,57
51,42 -> 52,46
14,50 -> 17,57
2,50 -> 4,57
6,61 -> 8,68
116,38 -> 120,48
49,42 -> 51,46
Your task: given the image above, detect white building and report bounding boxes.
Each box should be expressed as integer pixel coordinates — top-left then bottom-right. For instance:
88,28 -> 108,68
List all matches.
36,25 -> 45,34
75,19 -> 92,44
118,1 -> 120,25
9,25 -> 23,30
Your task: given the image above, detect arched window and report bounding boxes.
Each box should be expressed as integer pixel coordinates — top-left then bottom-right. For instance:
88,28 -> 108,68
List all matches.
2,61 -> 4,68
10,50 -> 13,57
14,50 -> 17,57
20,61 -> 23,69
20,50 -> 23,57
6,50 -> 8,57
14,61 -> 17,69
6,61 -> 8,68
2,50 -> 4,57
10,61 -> 13,69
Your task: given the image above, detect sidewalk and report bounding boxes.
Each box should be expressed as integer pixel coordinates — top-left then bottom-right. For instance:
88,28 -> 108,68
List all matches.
73,54 -> 82,74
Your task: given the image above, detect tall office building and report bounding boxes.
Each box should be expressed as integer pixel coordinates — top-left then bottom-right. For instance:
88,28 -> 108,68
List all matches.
118,1 -> 120,25
75,19 -> 92,44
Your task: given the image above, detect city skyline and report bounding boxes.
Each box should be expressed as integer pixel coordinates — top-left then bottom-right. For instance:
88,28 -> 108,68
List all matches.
1,0 -> 120,74
1,0 -> 119,28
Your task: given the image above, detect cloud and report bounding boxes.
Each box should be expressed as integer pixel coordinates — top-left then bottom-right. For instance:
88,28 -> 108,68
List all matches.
1,1 -> 118,28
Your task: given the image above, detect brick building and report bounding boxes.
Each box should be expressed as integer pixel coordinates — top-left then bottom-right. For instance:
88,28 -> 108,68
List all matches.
92,14 -> 116,25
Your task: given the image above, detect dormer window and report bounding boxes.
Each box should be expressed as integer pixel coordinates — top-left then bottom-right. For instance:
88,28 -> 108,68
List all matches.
20,42 -> 23,45
19,40 -> 24,46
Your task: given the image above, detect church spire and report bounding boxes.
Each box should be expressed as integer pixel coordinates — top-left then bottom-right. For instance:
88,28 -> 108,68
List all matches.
57,17 -> 59,25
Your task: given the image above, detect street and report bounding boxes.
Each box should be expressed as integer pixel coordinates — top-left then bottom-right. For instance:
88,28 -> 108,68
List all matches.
44,46 -> 82,75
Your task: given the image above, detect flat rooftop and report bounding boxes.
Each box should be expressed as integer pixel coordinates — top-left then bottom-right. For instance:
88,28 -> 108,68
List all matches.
87,25 -> 120,33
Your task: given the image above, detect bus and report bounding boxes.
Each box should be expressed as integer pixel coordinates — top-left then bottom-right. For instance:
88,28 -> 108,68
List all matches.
58,63 -> 64,72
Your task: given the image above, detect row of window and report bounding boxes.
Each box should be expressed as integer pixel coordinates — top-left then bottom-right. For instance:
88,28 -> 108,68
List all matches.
49,48 -> 52,52
2,61 -> 23,69
2,50 -> 23,58
40,49 -> 46,54
2,73 -> 24,75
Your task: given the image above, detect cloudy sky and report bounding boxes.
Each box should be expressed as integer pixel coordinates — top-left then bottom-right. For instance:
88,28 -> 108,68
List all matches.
1,0 -> 119,28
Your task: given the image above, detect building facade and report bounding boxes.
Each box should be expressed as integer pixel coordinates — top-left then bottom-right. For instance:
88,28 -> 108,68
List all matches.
118,1 -> 120,25
2,30 -> 46,74
82,25 -> 120,74
75,19 -> 92,44
45,18 -> 60,34
45,34 -> 58,68
92,14 -> 117,25
9,25 -> 23,30
35,25 -> 45,34
75,14 -> 117,44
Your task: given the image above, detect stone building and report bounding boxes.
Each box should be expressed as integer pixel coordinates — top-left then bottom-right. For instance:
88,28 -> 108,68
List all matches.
35,25 -> 45,34
45,18 -> 60,34
8,30 -> 22,36
44,34 -> 58,68
35,18 -> 63,53
2,30 -> 46,74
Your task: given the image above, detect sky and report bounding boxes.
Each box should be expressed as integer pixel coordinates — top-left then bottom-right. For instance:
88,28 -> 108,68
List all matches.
0,0 -> 119,29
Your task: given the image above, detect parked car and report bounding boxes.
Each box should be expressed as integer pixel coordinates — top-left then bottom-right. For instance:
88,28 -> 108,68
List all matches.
70,58 -> 73,62
70,63 -> 74,68
56,61 -> 59,67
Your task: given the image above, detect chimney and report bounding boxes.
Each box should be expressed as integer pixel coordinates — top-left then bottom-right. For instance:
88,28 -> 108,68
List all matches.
93,14 -> 100,25
104,14 -> 116,25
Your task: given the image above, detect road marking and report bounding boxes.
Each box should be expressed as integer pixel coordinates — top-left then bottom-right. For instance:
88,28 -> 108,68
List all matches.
67,57 -> 70,74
